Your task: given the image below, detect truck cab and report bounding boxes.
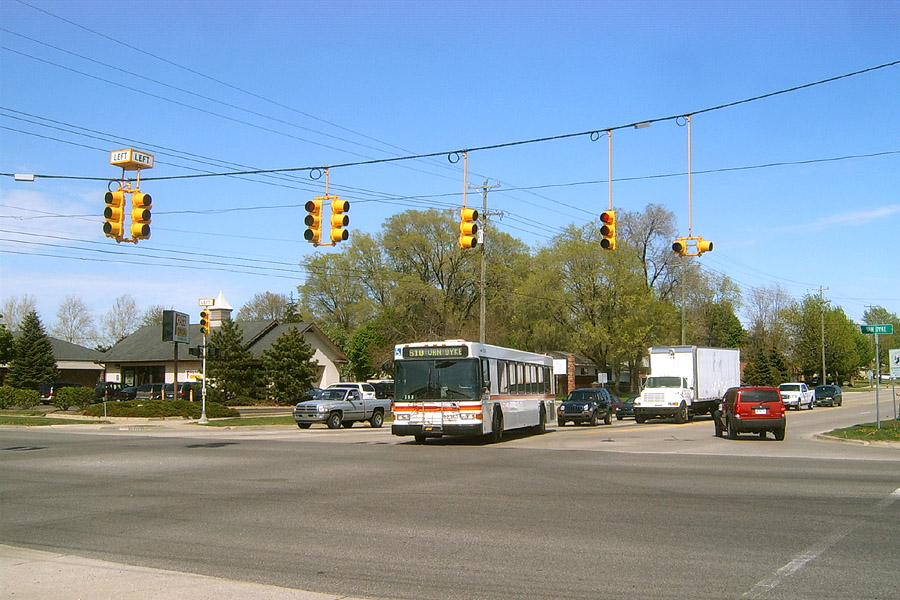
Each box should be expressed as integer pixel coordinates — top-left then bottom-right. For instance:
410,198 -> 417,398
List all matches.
634,375 -> 692,423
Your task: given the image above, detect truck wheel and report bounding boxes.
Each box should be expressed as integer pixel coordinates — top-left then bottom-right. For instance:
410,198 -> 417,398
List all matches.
674,402 -> 687,424
557,418 -> 566,427
808,400 -> 814,410
713,411 -> 723,438
603,410 -> 611,425
589,410 -> 598,426
369,410 -> 384,428
326,412 -> 342,429
414,434 -> 426,444
635,414 -> 646,424
297,423 -> 311,429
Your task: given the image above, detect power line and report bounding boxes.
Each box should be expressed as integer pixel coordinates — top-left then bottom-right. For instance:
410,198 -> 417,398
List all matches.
3,60 -> 898,184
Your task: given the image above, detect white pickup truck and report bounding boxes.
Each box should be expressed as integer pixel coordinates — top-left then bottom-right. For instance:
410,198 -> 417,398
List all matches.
778,382 -> 814,410
292,384 -> 391,429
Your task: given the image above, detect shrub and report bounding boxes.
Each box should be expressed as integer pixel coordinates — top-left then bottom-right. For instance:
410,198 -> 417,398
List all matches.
0,386 -> 40,409
82,400 -> 239,419
54,386 -> 95,411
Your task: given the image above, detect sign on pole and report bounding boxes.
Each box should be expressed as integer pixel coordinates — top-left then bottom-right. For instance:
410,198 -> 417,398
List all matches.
890,349 -> 900,379
162,310 -> 190,344
860,324 -> 894,335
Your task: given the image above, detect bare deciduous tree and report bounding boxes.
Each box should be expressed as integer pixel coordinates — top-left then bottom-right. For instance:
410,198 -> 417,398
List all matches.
50,295 -> 96,346
0,294 -> 38,332
99,295 -> 140,346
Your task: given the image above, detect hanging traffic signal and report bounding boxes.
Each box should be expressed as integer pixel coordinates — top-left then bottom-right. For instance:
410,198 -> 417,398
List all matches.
600,210 -> 617,250
330,197 -> 350,243
696,238 -> 713,254
199,309 -> 210,337
103,190 -> 126,239
131,192 -> 152,240
459,207 -> 479,249
304,198 -> 323,244
672,238 -> 687,256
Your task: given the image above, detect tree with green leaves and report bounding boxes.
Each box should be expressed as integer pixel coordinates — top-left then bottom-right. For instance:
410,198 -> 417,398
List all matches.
0,323 -> 13,365
347,322 -> 386,381
207,318 -> 260,403
6,311 -> 58,390
260,326 -> 318,405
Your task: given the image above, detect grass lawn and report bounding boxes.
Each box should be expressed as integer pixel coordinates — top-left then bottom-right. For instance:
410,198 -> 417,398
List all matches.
0,414 -> 109,426
825,419 -> 900,443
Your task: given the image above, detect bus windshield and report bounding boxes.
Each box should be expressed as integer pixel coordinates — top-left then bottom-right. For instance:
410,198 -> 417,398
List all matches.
395,359 -> 481,401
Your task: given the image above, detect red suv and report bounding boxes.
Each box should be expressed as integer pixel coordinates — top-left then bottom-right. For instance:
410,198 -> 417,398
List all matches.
714,386 -> 786,441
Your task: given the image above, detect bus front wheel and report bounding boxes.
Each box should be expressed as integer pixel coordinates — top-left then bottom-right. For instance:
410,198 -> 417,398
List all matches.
490,408 -> 504,444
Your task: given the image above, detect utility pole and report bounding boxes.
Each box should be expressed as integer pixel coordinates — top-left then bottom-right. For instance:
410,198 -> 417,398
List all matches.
819,286 -> 828,384
468,178 -> 500,344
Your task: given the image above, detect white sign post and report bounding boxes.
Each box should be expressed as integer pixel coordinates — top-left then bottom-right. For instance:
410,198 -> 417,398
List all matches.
890,349 -> 899,420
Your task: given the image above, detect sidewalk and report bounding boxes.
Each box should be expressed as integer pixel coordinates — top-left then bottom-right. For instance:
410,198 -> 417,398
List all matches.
0,545 -> 368,600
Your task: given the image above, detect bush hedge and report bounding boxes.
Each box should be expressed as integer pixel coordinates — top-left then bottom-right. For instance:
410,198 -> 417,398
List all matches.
54,386 -> 95,411
83,399 -> 240,419
0,386 -> 41,409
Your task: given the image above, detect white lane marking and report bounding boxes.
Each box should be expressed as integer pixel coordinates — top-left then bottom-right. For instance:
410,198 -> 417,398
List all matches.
742,486 -> 899,598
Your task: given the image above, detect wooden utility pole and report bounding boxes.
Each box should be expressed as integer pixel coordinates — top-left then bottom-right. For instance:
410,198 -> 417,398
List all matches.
468,178 -> 500,344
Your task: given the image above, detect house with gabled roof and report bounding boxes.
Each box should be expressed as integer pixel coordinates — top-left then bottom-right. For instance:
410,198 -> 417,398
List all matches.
100,292 -> 347,391
1,334 -> 105,387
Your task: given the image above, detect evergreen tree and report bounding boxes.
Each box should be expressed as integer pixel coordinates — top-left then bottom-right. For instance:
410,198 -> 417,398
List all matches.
0,323 -> 13,364
6,311 -> 58,389
261,327 -> 318,404
207,318 -> 260,403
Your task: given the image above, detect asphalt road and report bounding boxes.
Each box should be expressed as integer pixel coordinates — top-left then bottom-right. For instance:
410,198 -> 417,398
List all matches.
1,391 -> 898,600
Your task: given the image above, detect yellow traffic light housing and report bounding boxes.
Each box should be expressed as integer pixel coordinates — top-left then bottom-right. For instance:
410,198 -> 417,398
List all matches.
130,192 -> 152,240
304,198 -> 324,244
199,309 -> 210,336
672,236 -> 713,257
330,197 -> 350,243
600,210 -> 617,250
103,190 -> 126,240
459,207 -> 479,249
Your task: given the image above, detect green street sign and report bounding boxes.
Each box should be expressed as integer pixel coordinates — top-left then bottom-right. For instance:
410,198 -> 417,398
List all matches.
860,324 -> 893,335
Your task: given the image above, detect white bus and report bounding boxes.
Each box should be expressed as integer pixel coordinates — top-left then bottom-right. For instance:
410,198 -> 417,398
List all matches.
392,340 -> 556,443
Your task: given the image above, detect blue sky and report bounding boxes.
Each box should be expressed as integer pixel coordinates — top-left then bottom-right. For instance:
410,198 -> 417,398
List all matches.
1,0 -> 898,334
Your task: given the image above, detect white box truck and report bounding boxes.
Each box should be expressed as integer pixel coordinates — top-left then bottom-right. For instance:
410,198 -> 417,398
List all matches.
633,346 -> 741,424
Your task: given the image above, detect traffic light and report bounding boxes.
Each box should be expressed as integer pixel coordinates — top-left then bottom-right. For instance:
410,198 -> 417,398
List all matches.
600,210 -> 616,250
103,190 -> 126,239
304,198 -> 323,244
330,197 -> 350,243
672,238 -> 687,256
199,309 -> 210,337
459,207 -> 479,249
131,192 -> 152,240
696,238 -> 713,254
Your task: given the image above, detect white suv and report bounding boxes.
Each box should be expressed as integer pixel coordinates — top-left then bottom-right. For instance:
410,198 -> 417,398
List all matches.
327,382 -> 377,401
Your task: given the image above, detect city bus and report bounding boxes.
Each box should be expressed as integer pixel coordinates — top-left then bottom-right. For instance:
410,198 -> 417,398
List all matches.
392,340 -> 555,443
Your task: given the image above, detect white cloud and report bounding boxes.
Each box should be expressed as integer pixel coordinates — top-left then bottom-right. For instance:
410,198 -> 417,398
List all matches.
779,204 -> 900,233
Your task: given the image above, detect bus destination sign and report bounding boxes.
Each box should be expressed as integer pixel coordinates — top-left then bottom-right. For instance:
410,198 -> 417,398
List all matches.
402,345 -> 469,360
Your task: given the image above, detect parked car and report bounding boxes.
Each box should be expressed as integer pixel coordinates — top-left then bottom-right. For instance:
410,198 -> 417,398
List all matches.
557,388 -> 613,426
293,386 -> 391,429
369,380 -> 394,400
616,396 -> 636,420
163,382 -> 203,401
778,382 -> 814,410
814,385 -> 843,407
38,382 -> 82,401
134,383 -> 164,400
326,382 -> 377,401
118,386 -> 138,401
714,386 -> 786,441
95,382 -> 125,400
